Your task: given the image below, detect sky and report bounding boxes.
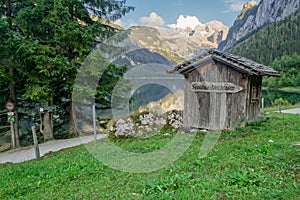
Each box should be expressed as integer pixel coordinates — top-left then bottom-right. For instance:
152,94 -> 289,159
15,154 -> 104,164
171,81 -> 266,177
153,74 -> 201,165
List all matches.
115,0 -> 260,29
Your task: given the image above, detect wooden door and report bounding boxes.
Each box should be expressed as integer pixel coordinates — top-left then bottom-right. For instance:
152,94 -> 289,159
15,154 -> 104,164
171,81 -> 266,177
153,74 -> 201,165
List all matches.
209,93 -> 227,130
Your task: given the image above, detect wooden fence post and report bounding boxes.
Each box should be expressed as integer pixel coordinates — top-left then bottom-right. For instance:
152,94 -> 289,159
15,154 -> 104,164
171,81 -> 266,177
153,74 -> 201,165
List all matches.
279,102 -> 282,113
93,104 -> 97,140
10,122 -> 15,149
31,126 -> 40,160
261,98 -> 264,115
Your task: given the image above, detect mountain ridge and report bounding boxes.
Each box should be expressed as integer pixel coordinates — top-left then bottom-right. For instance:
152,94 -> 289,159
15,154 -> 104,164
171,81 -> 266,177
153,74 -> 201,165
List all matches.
219,0 -> 300,51
228,8 -> 300,65
127,20 -> 228,63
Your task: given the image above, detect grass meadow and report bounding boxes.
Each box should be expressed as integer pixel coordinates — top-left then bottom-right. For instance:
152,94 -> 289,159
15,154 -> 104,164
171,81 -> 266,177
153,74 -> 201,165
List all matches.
0,113 -> 299,199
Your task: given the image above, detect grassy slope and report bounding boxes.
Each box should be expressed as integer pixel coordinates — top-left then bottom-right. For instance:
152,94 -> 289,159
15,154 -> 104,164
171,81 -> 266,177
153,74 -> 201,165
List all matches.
0,113 -> 299,199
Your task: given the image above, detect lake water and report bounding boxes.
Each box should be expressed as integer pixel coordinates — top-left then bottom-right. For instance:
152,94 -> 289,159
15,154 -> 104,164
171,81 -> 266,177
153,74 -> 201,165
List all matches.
262,89 -> 300,107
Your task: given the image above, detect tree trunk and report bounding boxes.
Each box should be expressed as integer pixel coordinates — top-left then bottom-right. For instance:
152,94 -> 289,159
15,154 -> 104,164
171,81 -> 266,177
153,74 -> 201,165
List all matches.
13,111 -> 20,147
9,67 -> 20,147
43,111 -> 53,140
69,101 -> 78,137
40,102 -> 54,141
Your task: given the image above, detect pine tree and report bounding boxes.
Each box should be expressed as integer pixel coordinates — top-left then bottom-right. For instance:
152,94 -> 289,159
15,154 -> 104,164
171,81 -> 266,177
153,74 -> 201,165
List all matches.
0,0 -> 134,142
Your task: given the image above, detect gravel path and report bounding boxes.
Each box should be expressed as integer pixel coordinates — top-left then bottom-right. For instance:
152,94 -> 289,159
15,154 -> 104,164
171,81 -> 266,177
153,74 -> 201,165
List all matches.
0,134 -> 107,164
280,108 -> 300,114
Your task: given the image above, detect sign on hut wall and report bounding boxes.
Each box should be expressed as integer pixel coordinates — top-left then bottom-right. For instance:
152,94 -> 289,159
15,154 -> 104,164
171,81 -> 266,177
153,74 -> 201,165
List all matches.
191,82 -> 243,93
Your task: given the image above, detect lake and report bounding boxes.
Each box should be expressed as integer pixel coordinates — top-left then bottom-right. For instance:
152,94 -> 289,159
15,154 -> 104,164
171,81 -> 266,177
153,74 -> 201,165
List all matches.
262,89 -> 300,107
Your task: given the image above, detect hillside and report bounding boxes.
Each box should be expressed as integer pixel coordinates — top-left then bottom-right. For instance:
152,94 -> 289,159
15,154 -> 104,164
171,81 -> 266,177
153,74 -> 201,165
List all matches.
227,8 -> 300,65
219,0 -> 300,51
227,8 -> 300,88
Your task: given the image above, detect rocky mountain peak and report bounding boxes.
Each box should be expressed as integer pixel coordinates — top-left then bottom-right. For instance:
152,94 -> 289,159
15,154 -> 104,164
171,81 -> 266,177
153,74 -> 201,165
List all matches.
128,21 -> 228,63
219,0 -> 300,51
237,1 -> 257,20
176,21 -> 229,48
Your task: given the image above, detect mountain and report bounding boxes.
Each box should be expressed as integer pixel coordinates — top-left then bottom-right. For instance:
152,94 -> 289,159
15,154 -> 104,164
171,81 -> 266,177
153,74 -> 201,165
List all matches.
228,8 -> 300,65
227,8 -> 300,88
176,20 -> 229,48
219,0 -> 300,51
128,26 -> 199,64
113,48 -> 184,109
128,21 -> 228,63
114,48 -> 173,67
101,20 -> 228,113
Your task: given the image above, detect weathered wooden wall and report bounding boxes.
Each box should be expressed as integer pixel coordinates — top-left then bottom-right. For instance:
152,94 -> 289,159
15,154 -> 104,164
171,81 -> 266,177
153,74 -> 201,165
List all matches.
183,60 -> 252,130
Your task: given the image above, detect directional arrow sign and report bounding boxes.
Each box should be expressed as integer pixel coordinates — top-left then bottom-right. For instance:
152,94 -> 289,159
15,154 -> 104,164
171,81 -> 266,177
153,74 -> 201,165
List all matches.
191,82 -> 243,93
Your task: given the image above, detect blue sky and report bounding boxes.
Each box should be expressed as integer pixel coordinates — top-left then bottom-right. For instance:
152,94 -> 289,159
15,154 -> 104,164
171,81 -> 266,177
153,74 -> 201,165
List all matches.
116,0 -> 260,29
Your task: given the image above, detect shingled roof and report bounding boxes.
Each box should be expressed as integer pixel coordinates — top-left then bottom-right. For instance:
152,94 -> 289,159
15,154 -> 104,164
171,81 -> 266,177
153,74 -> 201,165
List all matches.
169,49 -> 280,76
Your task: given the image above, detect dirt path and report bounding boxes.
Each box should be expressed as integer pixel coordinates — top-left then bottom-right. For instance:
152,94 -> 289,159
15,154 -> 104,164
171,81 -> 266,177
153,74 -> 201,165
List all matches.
0,134 -> 107,164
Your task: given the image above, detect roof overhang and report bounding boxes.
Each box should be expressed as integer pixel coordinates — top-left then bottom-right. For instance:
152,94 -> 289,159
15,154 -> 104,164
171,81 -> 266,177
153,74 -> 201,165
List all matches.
169,49 -> 280,77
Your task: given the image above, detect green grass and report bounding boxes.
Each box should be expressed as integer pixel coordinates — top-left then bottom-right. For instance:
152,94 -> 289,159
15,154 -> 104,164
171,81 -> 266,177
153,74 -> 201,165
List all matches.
1,113 -> 299,199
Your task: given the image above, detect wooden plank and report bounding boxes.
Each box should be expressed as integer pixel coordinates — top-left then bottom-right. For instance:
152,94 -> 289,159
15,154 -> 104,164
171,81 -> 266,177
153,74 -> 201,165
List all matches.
198,92 -> 210,128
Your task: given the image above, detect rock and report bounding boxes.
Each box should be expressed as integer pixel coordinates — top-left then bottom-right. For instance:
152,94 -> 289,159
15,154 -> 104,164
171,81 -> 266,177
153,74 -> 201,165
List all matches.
237,1 -> 257,21
292,142 -> 300,147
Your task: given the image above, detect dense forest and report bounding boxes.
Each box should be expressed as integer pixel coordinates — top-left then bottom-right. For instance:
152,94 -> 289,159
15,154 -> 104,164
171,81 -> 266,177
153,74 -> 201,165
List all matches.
0,0 -> 134,146
263,54 -> 300,88
228,8 -> 300,88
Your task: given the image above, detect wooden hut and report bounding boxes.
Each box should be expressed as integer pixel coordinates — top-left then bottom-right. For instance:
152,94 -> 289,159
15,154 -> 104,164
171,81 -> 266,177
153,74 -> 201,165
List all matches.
169,50 -> 280,130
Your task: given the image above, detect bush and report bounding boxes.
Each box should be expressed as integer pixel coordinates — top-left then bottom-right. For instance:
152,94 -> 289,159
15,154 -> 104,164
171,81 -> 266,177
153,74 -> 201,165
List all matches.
272,98 -> 290,107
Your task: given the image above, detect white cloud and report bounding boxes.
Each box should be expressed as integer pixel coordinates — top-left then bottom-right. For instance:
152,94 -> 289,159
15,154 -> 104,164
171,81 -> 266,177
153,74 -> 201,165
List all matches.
114,19 -> 125,27
177,0 -> 183,6
168,24 -> 177,29
113,19 -> 137,29
140,12 -> 165,27
168,15 -> 202,30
